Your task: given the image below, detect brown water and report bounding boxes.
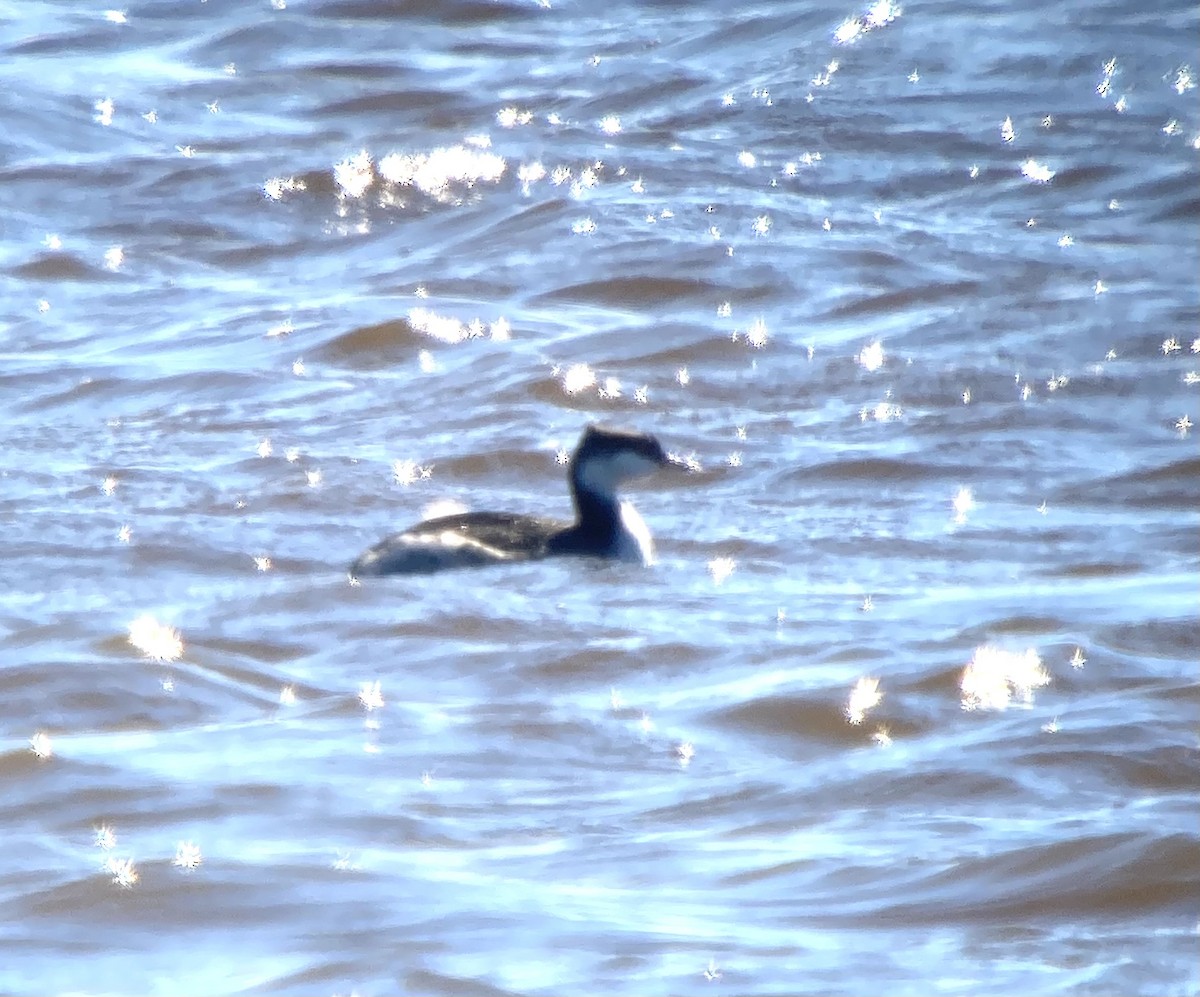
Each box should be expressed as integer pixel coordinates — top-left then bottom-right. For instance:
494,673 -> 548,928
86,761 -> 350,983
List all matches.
2,1 -> 1198,994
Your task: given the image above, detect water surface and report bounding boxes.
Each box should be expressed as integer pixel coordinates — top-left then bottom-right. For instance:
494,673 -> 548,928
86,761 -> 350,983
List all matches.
1,1 -> 1198,994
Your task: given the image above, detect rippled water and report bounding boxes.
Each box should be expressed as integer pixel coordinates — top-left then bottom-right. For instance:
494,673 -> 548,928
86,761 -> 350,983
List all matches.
2,1 -> 1198,995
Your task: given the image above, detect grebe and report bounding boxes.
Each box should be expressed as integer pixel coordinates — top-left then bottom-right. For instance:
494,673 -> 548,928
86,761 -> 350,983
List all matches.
349,425 -> 670,577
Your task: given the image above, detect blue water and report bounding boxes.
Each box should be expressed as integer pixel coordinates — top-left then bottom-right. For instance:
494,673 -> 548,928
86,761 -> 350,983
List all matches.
1,0 -> 1198,994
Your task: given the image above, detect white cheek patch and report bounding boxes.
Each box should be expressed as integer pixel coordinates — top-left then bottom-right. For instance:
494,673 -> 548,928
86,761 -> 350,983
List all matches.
577,456 -> 619,497
578,451 -> 661,496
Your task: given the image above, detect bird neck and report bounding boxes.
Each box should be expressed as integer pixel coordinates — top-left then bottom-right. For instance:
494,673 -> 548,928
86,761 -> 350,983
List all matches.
570,471 -> 621,537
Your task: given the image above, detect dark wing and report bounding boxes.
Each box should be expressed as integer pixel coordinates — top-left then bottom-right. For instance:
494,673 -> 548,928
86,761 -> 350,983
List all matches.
411,512 -> 568,554
350,512 -> 570,576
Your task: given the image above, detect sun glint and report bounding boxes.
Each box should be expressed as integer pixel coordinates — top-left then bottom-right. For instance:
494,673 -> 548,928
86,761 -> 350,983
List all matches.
128,614 -> 184,662
960,646 -> 1049,711
846,676 -> 882,725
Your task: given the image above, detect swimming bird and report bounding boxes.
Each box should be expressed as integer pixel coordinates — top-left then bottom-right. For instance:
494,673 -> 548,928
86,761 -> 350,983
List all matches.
349,425 -> 670,577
